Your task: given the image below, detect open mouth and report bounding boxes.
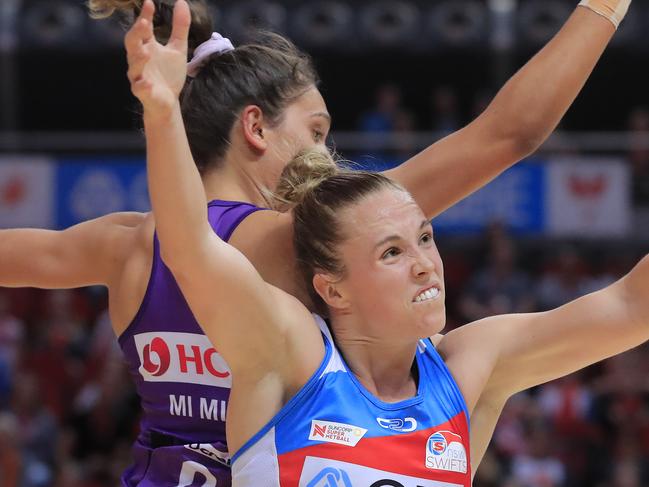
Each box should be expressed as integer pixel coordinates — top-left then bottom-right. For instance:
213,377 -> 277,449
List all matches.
413,286 -> 441,303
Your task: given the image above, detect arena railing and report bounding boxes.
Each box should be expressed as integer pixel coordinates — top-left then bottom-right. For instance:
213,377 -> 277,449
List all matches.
0,131 -> 648,154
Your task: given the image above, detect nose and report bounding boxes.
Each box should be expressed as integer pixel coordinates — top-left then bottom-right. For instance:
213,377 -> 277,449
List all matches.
411,249 -> 435,279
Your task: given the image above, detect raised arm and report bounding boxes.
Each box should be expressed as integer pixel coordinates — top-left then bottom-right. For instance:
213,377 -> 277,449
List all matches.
386,1 -> 628,217
441,254 -> 649,412
439,253 -> 649,477
0,212 -> 144,289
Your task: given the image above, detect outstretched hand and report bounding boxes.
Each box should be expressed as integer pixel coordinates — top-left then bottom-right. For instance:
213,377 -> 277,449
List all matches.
124,0 -> 191,118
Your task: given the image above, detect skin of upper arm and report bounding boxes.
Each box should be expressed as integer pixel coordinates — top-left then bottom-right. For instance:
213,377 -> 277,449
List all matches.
486,281 -> 649,397
383,117 -> 523,219
228,208 -> 315,309
469,392 -> 508,478
165,231 -> 324,383
0,212 -> 146,289
441,275 -> 649,410
434,330 -> 504,475
436,332 -> 507,476
165,229 -> 325,455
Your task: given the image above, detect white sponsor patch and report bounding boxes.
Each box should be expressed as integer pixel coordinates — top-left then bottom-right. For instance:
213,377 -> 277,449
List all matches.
299,457 -> 462,487
134,332 -> 232,387
308,420 -> 367,447
376,417 -> 418,433
184,443 -> 230,467
425,431 -> 468,474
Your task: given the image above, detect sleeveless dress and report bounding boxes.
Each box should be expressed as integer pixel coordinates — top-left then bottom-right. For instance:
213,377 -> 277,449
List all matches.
118,200 -> 265,487
232,315 -> 472,487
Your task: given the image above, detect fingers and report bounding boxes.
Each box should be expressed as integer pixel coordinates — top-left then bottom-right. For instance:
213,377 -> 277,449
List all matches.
168,0 -> 191,53
139,0 -> 155,29
125,20 -> 150,60
124,1 -> 155,80
124,0 -> 155,55
126,22 -> 152,85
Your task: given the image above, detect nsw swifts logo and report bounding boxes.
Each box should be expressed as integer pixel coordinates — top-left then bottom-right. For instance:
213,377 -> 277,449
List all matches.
134,332 -> 231,387
425,430 -> 467,473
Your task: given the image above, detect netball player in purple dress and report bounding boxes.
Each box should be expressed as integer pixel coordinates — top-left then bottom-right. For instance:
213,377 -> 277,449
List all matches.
0,0 -> 632,484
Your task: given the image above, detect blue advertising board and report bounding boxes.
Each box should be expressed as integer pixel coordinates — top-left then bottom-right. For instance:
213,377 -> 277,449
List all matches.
56,156 -> 148,229
53,156 -> 546,234
432,160 -> 546,235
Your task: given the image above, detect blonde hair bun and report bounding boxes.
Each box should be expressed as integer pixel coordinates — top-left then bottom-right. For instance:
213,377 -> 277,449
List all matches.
272,147 -> 343,211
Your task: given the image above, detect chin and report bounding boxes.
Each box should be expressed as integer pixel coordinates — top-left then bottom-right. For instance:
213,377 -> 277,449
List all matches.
421,306 -> 446,337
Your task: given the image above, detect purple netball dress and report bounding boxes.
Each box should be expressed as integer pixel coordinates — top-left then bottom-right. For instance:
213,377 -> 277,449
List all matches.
118,200 -> 265,487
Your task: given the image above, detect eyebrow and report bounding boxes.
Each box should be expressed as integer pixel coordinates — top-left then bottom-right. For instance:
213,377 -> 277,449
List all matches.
311,112 -> 332,124
373,220 -> 432,250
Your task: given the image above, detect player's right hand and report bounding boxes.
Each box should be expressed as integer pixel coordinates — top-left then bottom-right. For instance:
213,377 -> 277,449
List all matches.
124,0 -> 190,118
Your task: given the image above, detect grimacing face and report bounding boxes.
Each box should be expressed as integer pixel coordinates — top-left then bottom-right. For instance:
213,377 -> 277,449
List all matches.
326,187 -> 446,343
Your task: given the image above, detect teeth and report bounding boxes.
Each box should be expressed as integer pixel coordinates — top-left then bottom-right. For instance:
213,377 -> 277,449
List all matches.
415,287 -> 440,302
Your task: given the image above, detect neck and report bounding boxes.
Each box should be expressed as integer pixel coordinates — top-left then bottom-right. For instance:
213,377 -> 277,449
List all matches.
201,151 -> 271,208
332,315 -> 419,403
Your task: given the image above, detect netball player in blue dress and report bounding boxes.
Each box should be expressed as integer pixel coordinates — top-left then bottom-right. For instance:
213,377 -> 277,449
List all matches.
146,140 -> 649,486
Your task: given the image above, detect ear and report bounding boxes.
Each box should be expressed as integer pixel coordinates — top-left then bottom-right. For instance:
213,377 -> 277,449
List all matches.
240,105 -> 268,152
313,273 -> 349,311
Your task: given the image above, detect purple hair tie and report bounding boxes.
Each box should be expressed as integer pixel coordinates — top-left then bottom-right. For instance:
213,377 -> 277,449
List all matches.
187,32 -> 235,77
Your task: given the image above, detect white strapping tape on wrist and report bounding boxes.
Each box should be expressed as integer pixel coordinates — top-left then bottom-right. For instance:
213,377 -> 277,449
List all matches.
578,0 -> 632,29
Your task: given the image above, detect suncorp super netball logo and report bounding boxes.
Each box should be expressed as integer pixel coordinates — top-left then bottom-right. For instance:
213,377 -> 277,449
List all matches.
425,430 -> 467,474
134,332 -> 232,387
309,420 -> 367,447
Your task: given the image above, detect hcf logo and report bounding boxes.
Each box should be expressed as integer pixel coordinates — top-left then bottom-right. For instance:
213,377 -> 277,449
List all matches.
142,337 -> 171,376
135,332 -> 232,387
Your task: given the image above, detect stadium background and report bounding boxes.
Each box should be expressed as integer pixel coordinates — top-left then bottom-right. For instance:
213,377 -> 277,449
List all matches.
2,0 -> 649,485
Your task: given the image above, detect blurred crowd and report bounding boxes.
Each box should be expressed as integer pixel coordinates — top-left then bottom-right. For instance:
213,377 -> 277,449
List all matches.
0,288 -> 137,486
0,221 -> 647,486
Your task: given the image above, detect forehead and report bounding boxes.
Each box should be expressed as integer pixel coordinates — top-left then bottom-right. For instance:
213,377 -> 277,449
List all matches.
340,188 -> 425,242
285,86 -> 329,119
